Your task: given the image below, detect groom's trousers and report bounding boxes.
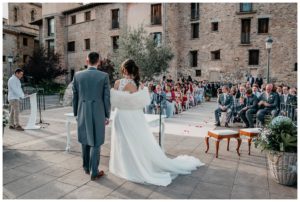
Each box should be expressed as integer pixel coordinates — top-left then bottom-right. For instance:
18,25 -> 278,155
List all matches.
82,144 -> 100,177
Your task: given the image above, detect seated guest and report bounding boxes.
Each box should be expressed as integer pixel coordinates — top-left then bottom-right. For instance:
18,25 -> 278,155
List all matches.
276,85 -> 283,96
256,83 -> 280,126
188,89 -> 195,107
252,84 -> 261,98
214,86 -> 233,127
289,87 -> 297,97
239,89 -> 258,128
239,85 -> 246,98
145,82 -> 155,114
149,84 -> 167,115
280,86 -> 296,117
188,81 -> 194,93
174,86 -> 183,113
230,86 -> 240,122
192,83 -> 199,105
289,87 -> 297,119
230,86 -> 239,99
273,84 -> 282,117
165,85 -> 176,118
217,88 -> 222,98
261,83 -> 267,93
194,84 -> 204,104
198,84 -> 205,103
166,75 -> 173,86
245,81 -> 251,90
235,85 -> 246,115
182,86 -> 189,110
236,84 -> 246,99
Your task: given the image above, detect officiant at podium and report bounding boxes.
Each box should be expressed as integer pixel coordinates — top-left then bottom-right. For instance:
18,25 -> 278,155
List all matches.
7,68 -> 25,131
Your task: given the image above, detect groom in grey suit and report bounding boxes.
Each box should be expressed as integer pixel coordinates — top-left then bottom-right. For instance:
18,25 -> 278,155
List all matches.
72,52 -> 111,180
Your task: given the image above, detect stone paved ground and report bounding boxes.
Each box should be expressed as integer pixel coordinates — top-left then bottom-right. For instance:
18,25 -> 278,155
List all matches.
2,101 -> 297,199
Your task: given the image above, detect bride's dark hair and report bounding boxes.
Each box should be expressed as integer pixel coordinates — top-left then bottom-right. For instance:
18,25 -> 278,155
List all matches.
121,59 -> 140,88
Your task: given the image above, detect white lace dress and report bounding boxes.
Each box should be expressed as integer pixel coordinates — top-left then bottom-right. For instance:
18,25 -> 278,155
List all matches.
109,78 -> 204,186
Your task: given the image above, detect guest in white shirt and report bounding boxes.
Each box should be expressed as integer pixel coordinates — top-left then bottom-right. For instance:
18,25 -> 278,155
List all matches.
7,69 -> 25,131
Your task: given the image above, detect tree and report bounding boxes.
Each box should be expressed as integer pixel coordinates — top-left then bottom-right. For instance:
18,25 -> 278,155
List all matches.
23,46 -> 67,86
98,58 -> 116,86
112,25 -> 174,80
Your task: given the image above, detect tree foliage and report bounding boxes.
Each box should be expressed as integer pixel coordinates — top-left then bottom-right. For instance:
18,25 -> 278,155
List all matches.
98,58 -> 116,86
112,25 -> 174,80
23,46 -> 67,85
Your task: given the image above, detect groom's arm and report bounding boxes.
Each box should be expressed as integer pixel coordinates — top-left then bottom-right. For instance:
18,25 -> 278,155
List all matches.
103,74 -> 111,119
72,75 -> 79,117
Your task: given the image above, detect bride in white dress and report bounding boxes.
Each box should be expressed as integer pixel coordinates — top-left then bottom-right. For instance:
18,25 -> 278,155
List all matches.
109,59 -> 204,186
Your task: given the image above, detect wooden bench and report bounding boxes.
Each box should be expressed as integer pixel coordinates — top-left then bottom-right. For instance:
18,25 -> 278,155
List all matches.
239,128 -> 261,155
205,130 -> 241,158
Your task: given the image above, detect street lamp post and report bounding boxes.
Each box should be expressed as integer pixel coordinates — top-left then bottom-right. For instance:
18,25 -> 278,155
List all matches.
7,55 -> 14,76
265,36 -> 273,83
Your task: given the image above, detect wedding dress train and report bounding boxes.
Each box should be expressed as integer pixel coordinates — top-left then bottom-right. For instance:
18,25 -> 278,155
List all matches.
109,79 -> 204,186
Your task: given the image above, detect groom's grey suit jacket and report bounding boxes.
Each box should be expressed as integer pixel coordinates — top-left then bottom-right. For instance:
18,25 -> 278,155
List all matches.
72,67 -> 111,147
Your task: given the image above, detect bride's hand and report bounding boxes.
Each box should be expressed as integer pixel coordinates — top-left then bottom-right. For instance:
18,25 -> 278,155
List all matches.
105,119 -> 110,125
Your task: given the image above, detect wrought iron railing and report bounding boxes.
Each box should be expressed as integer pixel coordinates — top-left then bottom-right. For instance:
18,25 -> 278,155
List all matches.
280,103 -> 297,122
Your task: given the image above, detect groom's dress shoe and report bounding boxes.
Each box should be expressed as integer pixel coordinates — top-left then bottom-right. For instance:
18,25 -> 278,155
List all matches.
91,170 -> 105,181
84,170 -> 90,175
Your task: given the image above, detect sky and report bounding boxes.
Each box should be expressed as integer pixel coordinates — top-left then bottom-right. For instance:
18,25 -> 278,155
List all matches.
3,3 -> 8,19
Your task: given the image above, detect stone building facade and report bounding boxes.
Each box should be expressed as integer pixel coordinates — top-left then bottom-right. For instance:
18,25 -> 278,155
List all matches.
167,3 -> 297,85
3,3 -> 42,76
32,3 -> 297,85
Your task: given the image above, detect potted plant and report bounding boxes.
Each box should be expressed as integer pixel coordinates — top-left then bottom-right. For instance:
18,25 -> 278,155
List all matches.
254,116 -> 297,186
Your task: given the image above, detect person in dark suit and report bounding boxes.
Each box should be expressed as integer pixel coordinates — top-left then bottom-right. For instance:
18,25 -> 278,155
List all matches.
214,85 -> 233,127
256,84 -> 279,126
255,74 -> 263,88
280,86 -> 297,117
149,84 -> 167,115
247,74 -> 255,87
72,52 -> 111,181
239,89 -> 258,128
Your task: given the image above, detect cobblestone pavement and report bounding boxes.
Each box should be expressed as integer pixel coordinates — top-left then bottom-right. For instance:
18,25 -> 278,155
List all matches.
3,101 -> 297,199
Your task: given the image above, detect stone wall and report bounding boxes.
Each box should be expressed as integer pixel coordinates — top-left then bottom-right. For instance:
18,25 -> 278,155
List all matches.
3,28 -> 36,76
167,3 -> 297,86
8,3 -> 42,34
65,3 -> 125,76
3,31 -> 18,76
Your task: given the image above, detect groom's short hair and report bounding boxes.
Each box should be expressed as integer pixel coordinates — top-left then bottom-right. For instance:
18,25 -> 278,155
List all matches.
88,52 -> 100,65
